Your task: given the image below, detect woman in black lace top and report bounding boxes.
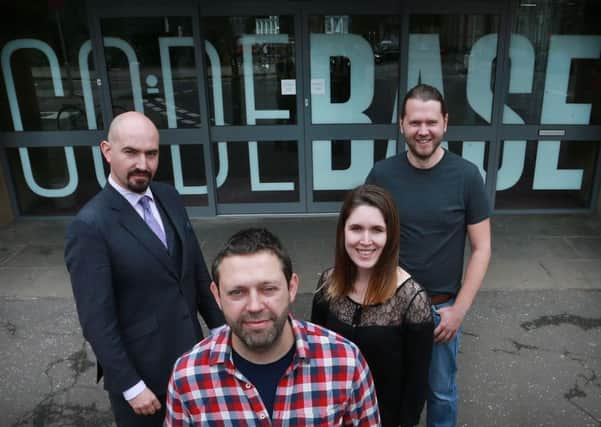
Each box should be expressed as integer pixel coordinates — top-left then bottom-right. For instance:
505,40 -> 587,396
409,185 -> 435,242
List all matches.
311,184 -> 433,427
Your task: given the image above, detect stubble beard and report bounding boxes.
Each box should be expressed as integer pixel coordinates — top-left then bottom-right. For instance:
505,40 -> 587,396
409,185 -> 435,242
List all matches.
231,308 -> 290,352
408,137 -> 442,161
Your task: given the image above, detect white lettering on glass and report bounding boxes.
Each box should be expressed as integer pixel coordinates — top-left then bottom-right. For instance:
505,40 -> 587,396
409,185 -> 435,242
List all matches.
240,34 -> 294,191
533,35 -> 601,190
157,37 -> 228,195
2,32 -> 599,201
311,33 -> 374,190
466,34 -> 534,190
1,39 -> 78,197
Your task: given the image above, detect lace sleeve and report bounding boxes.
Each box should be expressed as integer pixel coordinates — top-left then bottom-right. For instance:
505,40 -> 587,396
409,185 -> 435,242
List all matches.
404,280 -> 433,325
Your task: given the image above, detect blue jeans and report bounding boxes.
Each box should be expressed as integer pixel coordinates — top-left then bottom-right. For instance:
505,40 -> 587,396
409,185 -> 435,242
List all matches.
427,299 -> 461,427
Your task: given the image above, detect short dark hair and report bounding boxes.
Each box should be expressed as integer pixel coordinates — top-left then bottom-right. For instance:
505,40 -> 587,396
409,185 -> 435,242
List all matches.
401,84 -> 447,118
211,228 -> 293,286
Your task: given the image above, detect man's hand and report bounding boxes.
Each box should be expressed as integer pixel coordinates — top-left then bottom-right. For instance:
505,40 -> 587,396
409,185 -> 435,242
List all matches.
433,305 -> 465,344
128,387 -> 161,415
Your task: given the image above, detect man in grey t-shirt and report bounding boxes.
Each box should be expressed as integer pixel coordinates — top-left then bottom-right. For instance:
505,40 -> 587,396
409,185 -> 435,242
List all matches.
366,84 -> 492,427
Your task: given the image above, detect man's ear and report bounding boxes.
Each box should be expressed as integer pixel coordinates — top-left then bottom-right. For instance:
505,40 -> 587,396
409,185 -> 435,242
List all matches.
210,282 -> 222,310
288,273 -> 299,304
100,140 -> 111,164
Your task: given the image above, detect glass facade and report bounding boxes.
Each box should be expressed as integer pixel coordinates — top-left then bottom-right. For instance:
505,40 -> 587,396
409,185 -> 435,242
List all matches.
212,140 -> 300,204
203,15 -> 297,126
100,16 -> 201,129
409,14 -> 500,125
309,15 -> 400,125
0,0 -> 600,216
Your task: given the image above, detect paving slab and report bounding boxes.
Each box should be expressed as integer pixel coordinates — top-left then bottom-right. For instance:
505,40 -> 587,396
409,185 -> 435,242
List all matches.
2,290 -> 600,427
0,214 -> 600,426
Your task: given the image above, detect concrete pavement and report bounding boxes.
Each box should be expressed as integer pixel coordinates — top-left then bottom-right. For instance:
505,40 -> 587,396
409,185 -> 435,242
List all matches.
1,214 -> 600,426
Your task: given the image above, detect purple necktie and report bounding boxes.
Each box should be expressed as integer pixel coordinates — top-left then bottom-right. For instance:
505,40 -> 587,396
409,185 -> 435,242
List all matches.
139,196 -> 167,248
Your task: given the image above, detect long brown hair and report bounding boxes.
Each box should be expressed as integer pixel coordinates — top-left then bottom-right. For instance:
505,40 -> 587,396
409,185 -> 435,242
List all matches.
326,184 -> 400,305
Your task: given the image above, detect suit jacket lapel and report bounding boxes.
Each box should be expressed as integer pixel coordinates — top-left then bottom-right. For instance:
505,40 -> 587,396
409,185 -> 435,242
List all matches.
105,185 -> 178,280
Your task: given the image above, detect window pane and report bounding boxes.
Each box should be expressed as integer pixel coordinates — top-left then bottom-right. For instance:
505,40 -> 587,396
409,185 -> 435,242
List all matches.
504,0 -> 601,125
7,144 -> 208,214
0,1 -> 101,131
169,144 -> 209,207
212,141 -> 299,203
409,14 -> 500,125
101,17 -> 201,129
312,139 -> 395,202
309,15 -> 400,124
495,140 -> 599,209
8,146 -> 103,215
203,16 -> 297,126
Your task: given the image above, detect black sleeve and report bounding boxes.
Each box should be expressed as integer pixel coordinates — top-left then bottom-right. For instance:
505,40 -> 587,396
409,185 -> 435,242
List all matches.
65,218 -> 141,393
400,289 -> 434,427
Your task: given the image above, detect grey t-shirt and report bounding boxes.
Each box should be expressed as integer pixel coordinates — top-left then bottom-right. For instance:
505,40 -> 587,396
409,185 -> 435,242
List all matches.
366,150 -> 490,295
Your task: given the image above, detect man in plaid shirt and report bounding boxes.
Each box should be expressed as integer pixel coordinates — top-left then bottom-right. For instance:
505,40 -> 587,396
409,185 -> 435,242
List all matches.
165,228 -> 381,426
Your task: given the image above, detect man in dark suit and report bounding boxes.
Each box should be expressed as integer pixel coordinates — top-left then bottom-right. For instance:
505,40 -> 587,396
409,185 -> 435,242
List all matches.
64,111 -> 224,426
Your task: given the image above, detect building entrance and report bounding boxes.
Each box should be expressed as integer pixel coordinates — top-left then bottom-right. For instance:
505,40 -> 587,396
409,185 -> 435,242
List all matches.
1,0 -> 600,217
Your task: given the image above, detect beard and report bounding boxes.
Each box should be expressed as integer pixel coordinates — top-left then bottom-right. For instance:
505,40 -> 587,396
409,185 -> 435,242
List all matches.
127,169 -> 152,193
407,138 -> 442,160
229,308 -> 290,352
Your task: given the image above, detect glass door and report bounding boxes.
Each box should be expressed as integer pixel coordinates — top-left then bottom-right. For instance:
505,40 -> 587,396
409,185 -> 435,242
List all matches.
90,0 -> 215,214
200,1 -> 405,215
0,0 -> 105,215
301,4 -> 402,211
198,2 -> 308,214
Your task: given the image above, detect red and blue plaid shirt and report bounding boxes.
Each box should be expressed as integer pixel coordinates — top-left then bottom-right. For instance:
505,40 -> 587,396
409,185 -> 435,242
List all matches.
165,315 -> 381,426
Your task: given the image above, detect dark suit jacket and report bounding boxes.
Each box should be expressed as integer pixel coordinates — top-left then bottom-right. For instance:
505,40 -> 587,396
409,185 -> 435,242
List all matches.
64,182 -> 224,397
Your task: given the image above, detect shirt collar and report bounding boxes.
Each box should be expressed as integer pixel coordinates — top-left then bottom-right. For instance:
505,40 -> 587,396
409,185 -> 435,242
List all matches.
108,174 -> 155,207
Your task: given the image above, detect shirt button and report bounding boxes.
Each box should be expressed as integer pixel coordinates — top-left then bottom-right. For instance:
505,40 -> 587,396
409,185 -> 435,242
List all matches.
259,413 -> 266,419
245,383 -> 252,389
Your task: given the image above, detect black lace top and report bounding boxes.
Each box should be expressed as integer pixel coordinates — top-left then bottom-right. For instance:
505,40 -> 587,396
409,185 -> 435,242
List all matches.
311,268 -> 434,427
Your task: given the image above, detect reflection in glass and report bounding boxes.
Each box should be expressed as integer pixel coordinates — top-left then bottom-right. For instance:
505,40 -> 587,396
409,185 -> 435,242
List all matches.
7,144 -> 209,214
312,139 -> 394,202
203,16 -> 296,126
310,15 -> 399,124
8,146 -> 97,214
505,0 -> 601,125
0,0 -> 100,131
212,141 -> 299,203
495,140 -> 599,209
409,14 -> 499,125
100,17 -> 200,129
172,144 -> 209,207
